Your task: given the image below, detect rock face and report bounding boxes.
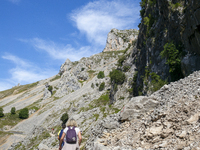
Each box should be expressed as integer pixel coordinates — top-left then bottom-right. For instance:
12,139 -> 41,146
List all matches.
103,28 -> 138,52
86,71 -> 200,150
135,0 -> 200,95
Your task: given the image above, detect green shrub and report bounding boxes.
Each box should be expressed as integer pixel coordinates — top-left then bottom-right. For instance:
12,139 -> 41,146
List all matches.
60,112 -> 69,124
96,83 -> 99,87
114,83 -> 118,92
91,83 -> 94,89
99,82 -> 105,91
140,9 -> 145,18
48,86 -> 53,92
109,69 -> 126,84
0,107 -> 4,117
161,42 -> 180,73
128,88 -> 133,95
149,0 -> 156,6
95,94 -> 110,106
93,114 -> 99,121
160,42 -> 183,81
117,55 -> 126,66
97,71 -> 105,79
140,0 -> 147,9
169,2 -> 182,11
144,16 -> 150,26
19,108 -> 29,119
149,72 -> 168,92
144,14 -> 155,36
11,107 -> 16,115
123,65 -> 131,72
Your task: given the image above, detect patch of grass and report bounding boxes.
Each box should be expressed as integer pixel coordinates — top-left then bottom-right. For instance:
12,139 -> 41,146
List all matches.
79,93 -> 110,113
51,140 -> 57,147
0,131 -> 13,136
93,114 -> 99,121
13,142 -> 26,150
79,80 -> 85,86
26,98 -> 42,112
26,130 -> 51,149
87,70 -> 96,78
119,96 -> 125,100
72,61 -> 79,66
0,113 -> 22,129
128,88 -> 133,95
112,108 -> 121,114
50,75 -> 61,82
0,81 -> 39,99
52,90 -> 56,95
53,96 -> 60,101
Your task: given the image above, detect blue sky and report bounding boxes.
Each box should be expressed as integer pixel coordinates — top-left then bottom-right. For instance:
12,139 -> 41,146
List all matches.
0,0 -> 141,91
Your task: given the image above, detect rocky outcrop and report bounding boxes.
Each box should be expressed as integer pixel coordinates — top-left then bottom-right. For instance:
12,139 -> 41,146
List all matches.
103,28 -> 138,52
135,0 -> 200,95
86,70 -> 200,149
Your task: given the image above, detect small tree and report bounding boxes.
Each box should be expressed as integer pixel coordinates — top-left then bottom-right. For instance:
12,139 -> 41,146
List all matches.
97,71 -> 105,79
91,83 -> 94,89
118,55 -> 126,66
19,108 -> 29,119
11,107 -> 16,114
0,107 -> 4,117
109,69 -> 126,84
99,82 -> 105,91
48,85 -> 53,92
60,112 -> 69,124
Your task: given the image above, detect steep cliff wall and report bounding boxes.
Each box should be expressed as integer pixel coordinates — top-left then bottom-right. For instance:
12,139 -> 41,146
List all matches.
134,0 -> 200,95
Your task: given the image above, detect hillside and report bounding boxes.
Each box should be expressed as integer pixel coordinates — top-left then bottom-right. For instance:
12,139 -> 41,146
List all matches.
0,29 -> 139,150
0,0 -> 200,149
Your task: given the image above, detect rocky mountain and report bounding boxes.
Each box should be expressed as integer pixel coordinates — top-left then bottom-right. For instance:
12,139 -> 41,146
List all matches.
0,0 -> 200,149
0,28 -> 139,150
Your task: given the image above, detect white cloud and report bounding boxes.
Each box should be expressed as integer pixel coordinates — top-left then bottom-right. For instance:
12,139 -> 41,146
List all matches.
1,54 -> 57,91
20,38 -> 93,62
2,54 -> 31,68
7,0 -> 21,4
0,81 -> 13,91
9,67 -> 53,84
70,0 -> 140,45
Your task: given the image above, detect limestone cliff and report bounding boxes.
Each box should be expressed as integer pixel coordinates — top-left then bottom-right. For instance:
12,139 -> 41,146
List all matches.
134,0 -> 200,95
103,28 -> 138,52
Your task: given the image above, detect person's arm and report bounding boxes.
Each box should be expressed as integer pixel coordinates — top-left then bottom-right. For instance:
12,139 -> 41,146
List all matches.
58,131 -> 60,140
59,132 -> 66,150
78,131 -> 82,146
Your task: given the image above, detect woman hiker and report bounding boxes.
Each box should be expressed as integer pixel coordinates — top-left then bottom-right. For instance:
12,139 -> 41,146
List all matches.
59,118 -> 82,150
